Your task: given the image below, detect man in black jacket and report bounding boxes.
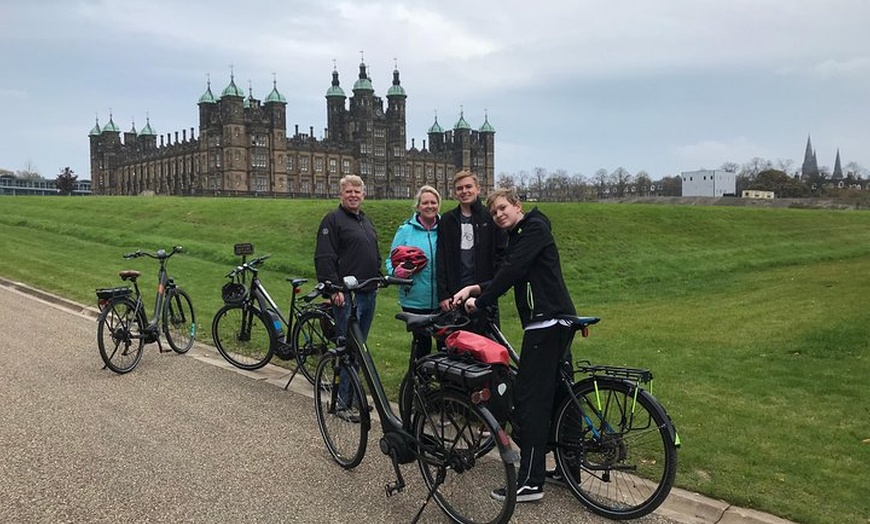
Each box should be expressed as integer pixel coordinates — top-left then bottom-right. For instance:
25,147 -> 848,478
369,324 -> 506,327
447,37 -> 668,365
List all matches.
453,187 -> 576,503
314,175 -> 380,421
436,170 -> 505,331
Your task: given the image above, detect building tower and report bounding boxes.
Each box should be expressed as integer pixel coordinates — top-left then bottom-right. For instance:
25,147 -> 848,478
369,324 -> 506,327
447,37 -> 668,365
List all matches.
386,64 -> 408,196
801,134 -> 820,180
325,67 -> 347,143
832,149 -> 843,179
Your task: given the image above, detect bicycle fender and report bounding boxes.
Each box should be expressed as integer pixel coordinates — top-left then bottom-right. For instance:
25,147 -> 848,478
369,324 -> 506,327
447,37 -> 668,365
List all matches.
478,405 -> 520,464
571,377 -> 679,448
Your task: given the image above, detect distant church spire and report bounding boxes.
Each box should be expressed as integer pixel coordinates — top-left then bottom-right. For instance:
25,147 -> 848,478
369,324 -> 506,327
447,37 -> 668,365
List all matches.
832,149 -> 843,179
801,134 -> 819,179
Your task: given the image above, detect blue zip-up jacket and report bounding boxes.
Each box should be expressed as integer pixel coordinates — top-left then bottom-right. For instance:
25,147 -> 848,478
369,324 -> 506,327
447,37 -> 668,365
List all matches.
386,213 -> 439,310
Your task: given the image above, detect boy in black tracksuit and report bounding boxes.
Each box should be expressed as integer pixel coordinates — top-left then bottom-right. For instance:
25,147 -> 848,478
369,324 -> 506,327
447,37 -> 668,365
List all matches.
454,187 -> 576,502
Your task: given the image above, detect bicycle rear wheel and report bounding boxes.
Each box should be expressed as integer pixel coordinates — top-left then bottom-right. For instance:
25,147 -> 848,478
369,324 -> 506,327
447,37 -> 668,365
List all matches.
553,378 -> 677,520
164,288 -> 196,354
212,303 -> 275,370
313,351 -> 368,469
413,389 -> 516,524
97,297 -> 145,374
293,309 -> 335,385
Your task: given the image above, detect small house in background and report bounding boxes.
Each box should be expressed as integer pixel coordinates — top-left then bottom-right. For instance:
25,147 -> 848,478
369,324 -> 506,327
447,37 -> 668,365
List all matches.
681,169 -> 736,197
742,189 -> 775,200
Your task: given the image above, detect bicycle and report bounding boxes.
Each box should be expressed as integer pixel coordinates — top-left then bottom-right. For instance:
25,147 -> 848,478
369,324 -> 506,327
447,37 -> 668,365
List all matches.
95,246 -> 196,374
211,244 -> 334,384
313,275 -> 519,524
470,309 -> 680,520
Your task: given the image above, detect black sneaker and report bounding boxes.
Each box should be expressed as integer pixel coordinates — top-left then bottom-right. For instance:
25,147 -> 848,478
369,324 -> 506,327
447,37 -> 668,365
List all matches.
490,484 -> 544,502
545,468 -> 566,486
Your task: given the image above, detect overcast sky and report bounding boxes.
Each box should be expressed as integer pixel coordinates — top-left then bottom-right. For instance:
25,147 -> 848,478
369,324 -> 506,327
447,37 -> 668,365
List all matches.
2,0 -> 869,182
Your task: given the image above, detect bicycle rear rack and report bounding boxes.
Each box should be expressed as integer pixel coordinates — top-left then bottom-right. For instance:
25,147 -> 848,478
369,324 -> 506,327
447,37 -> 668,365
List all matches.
575,360 -> 654,385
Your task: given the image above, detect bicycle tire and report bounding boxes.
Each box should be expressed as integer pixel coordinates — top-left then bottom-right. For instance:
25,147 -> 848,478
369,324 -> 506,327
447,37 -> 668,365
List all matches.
293,309 -> 335,385
211,303 -> 275,370
313,351 -> 369,469
413,389 -> 517,524
164,288 -> 196,354
553,377 -> 678,520
97,296 -> 146,374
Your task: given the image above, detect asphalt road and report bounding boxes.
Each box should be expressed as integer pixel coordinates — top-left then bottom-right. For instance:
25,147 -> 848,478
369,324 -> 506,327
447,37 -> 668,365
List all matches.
0,284 -> 685,524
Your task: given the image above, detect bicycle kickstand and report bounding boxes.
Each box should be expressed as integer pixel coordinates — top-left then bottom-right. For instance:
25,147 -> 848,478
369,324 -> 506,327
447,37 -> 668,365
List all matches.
410,466 -> 445,524
283,365 -> 300,390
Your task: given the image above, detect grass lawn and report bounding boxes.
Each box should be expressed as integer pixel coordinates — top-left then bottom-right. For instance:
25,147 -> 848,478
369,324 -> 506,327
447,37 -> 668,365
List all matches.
1,195 -> 868,524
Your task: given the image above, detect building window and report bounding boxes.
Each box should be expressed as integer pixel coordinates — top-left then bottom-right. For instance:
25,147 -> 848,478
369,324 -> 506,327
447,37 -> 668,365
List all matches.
251,151 -> 268,168
252,175 -> 267,192
251,135 -> 267,147
342,159 -> 351,173
287,156 -> 295,173
314,157 -> 324,173
328,158 -> 337,173
300,157 -> 309,173
374,145 -> 385,158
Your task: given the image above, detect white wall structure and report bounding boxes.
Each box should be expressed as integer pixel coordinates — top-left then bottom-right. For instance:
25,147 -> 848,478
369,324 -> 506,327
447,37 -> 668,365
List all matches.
681,169 -> 736,197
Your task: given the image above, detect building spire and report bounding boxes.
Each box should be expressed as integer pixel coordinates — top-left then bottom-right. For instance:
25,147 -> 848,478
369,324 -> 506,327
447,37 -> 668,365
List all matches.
832,148 -> 843,179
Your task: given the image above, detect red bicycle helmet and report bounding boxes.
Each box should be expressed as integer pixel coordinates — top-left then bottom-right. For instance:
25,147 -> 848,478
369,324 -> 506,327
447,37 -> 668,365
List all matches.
390,245 -> 428,275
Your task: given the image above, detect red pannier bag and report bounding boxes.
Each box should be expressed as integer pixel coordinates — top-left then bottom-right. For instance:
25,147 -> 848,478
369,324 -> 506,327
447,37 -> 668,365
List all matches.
445,330 -> 509,366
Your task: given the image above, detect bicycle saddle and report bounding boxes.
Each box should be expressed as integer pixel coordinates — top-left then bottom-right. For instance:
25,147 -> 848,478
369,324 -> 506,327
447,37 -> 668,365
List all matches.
287,278 -> 308,288
395,311 -> 439,332
119,270 -> 141,281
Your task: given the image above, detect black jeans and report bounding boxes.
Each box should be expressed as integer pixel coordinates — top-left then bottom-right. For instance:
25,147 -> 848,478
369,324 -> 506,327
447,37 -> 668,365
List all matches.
512,323 -> 574,488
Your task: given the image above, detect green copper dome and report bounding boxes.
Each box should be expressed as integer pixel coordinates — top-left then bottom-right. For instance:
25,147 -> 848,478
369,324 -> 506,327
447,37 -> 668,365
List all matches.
89,117 -> 101,136
326,68 -> 346,98
453,111 -> 471,131
428,116 -> 443,134
353,76 -> 373,91
387,68 -> 406,97
139,118 -> 156,136
199,82 -> 217,104
102,115 -> 120,133
479,114 -> 495,133
221,75 -> 245,98
265,81 -> 287,104
353,61 -> 374,91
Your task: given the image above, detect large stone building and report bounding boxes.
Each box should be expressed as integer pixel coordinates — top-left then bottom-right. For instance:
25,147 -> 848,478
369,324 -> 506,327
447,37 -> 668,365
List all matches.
89,61 -> 496,199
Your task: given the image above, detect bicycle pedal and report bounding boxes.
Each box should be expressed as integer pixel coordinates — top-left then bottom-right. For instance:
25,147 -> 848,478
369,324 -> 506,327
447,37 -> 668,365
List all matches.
385,482 -> 403,497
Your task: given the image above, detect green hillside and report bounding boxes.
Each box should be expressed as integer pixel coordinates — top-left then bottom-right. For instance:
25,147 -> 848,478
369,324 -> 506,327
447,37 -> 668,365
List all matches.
1,195 -> 868,524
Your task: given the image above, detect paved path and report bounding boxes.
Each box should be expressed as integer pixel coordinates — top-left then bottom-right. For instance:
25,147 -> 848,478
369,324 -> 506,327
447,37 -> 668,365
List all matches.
0,278 -> 794,524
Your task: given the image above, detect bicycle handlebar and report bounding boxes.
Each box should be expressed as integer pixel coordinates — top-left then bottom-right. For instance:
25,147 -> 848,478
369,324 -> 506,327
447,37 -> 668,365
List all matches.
225,254 -> 270,278
123,246 -> 183,260
322,274 -> 413,294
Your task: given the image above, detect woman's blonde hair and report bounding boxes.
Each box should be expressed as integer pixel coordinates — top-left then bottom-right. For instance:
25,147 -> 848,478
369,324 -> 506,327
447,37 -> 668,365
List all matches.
415,184 -> 441,208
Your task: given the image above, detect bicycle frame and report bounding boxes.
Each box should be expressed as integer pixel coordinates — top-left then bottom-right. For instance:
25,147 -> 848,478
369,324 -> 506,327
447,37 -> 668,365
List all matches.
124,248 -> 182,341
336,277 -> 517,463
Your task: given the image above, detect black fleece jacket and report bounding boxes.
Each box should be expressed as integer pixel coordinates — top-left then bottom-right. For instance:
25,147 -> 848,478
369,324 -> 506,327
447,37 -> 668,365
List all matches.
314,205 -> 381,291
476,208 -> 575,327
436,198 -> 506,302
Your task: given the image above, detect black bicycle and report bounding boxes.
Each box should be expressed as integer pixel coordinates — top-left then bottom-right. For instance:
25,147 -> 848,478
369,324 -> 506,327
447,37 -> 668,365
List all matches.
95,246 -> 196,374
211,244 -> 334,384
473,309 -> 680,520
313,275 -> 518,524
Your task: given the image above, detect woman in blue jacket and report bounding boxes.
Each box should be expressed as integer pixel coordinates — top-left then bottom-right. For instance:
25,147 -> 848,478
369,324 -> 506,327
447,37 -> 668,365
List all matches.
386,185 -> 441,360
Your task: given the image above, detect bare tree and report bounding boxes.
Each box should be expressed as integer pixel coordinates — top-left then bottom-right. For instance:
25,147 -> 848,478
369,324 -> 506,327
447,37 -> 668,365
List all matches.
611,167 -> 632,197
635,170 -> 653,196
593,168 -> 609,198
497,172 -> 516,189
720,161 -> 739,173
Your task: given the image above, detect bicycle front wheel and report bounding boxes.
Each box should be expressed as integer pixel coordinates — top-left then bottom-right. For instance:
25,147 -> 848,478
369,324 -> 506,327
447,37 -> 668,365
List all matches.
212,303 -> 275,370
313,351 -> 368,469
413,389 -> 517,524
293,309 -> 335,385
164,288 -> 196,354
553,378 -> 678,520
97,297 -> 145,374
